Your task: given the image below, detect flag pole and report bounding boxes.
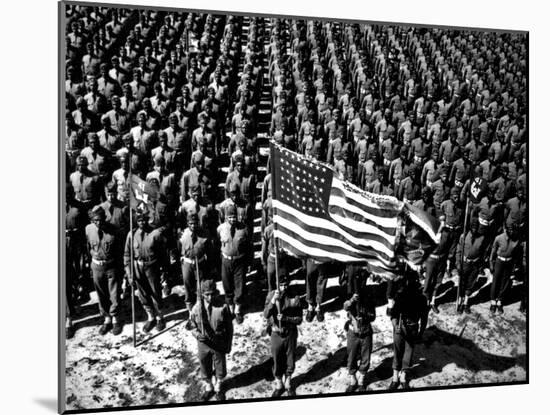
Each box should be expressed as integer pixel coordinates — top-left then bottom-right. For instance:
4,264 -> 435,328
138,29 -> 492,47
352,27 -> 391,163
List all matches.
270,142 -> 282,328
456,199 -> 470,312
128,150 -> 136,347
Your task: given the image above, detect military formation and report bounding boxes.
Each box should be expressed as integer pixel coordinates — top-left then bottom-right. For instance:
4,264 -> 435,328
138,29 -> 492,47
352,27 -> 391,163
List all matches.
65,5 -> 527,400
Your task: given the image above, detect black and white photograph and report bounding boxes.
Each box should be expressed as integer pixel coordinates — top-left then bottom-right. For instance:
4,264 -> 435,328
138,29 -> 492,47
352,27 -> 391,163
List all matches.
60,0 -> 528,412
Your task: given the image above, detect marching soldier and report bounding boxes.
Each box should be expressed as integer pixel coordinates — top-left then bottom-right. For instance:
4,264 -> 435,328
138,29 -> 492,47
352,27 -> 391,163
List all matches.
217,204 -> 250,324
85,206 -> 123,335
388,272 -> 429,390
489,224 -> 523,314
178,212 -> 214,315
343,286 -> 376,392
455,220 -> 488,313
264,280 -> 303,397
189,279 -> 234,401
124,211 -> 168,333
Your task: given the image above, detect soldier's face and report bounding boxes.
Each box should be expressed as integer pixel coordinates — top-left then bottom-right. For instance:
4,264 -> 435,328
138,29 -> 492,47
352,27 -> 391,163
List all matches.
92,217 -> 104,229
107,192 -> 116,203
189,221 -> 197,233
228,214 -> 237,226
137,218 -> 146,229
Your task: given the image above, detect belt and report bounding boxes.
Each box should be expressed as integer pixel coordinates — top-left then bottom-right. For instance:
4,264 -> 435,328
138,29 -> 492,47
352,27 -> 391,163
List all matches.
268,252 -> 276,258
454,180 -> 464,187
383,158 -> 391,166
135,258 -> 157,266
92,258 -> 114,266
181,255 -> 206,264
222,252 -> 245,260
497,256 -> 512,262
478,217 -> 493,226
75,197 -> 93,203
464,256 -> 480,263
445,224 -> 459,230
413,155 -> 423,163
429,253 -> 441,259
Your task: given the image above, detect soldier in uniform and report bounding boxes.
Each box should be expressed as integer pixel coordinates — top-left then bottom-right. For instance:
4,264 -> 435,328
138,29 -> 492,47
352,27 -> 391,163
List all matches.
70,156 -> 102,213
489,224 -> 523,314
455,220 -> 488,313
85,206 -> 123,335
388,272 -> 429,390
124,211 -> 168,333
189,279 -> 234,401
343,286 -> 376,392
98,181 -> 130,298
178,212 -> 214,315
217,204 -> 250,324
264,280 -> 303,397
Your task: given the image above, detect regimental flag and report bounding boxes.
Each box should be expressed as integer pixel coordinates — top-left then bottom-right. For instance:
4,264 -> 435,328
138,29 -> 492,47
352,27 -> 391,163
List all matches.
129,174 -> 159,212
468,177 -> 488,203
270,142 -> 406,278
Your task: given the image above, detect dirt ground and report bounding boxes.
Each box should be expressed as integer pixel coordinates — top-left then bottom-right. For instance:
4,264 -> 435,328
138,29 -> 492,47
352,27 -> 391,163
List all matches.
64,270 -> 526,411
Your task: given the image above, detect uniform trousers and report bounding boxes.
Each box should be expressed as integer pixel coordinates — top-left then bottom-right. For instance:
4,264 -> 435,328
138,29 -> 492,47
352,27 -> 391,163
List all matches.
491,259 -> 513,301
91,262 -> 120,318
271,329 -> 298,378
221,256 -> 246,306
346,329 -> 373,375
134,261 -> 163,316
423,256 -> 446,299
458,261 -> 480,297
306,261 -> 328,306
197,340 -> 227,380
391,318 -> 415,372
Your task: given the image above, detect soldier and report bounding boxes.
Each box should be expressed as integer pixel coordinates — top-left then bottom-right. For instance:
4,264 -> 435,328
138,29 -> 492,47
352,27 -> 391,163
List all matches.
178,212 -> 214,315
343,286 -> 376,392
440,187 -> 464,271
489,224 -> 523,314
388,272 -> 429,390
85,206 -> 123,335
455,220 -> 488,313
264,280 -> 303,397
189,279 -> 234,401
180,153 -> 212,202
98,181 -> 130,298
217,204 -> 250,324
123,211 -> 168,333
69,156 -> 101,212
305,259 -> 329,322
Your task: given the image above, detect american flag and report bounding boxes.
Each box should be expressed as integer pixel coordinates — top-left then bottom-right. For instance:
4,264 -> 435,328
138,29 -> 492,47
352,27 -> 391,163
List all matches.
270,142 -> 406,277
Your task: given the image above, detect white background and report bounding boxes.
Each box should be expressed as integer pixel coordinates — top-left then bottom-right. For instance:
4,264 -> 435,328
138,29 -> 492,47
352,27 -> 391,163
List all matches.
0,0 -> 546,413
